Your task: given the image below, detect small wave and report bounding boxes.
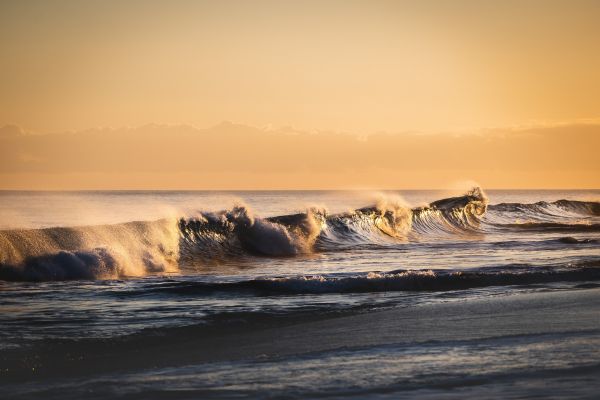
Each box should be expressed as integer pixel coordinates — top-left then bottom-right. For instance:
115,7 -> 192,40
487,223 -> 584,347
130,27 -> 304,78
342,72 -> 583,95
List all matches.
489,237 -> 599,249
556,237 -> 599,245
494,222 -> 600,233
133,263 -> 600,296
489,200 -> 600,217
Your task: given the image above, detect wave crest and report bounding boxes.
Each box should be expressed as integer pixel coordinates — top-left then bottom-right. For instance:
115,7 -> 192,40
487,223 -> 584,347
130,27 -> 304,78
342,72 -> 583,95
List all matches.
179,203 -> 323,257
3,187 -> 599,282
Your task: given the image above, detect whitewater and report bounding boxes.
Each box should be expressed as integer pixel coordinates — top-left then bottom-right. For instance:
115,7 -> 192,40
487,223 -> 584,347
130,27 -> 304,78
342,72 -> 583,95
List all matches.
1,189 -> 599,399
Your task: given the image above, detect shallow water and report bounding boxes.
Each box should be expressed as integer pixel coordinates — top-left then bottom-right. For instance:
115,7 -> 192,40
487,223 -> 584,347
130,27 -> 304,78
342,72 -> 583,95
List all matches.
1,189 -> 599,399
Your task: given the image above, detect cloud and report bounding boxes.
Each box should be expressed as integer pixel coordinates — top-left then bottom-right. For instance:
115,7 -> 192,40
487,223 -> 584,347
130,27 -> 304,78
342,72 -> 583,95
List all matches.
0,122 -> 598,189
0,124 -> 25,137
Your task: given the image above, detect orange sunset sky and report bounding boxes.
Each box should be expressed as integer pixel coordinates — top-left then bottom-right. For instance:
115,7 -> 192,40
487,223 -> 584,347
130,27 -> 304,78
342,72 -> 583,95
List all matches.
1,0 -> 599,189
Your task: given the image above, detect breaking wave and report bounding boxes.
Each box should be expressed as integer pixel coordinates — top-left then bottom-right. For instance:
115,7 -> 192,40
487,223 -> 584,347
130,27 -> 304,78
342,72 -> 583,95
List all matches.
0,220 -> 179,281
1,187 -> 599,282
179,187 -> 488,256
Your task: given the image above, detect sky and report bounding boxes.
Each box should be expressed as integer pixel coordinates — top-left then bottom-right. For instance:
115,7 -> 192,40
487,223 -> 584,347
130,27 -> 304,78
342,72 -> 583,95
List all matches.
1,0 -> 599,189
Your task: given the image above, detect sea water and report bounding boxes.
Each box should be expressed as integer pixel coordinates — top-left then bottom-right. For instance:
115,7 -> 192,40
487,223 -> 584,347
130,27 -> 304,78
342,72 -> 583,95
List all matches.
0,189 -> 599,399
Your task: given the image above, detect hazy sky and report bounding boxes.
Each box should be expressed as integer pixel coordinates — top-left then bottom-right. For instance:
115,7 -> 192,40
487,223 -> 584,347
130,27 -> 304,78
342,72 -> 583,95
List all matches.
1,0 -> 599,189
1,122 -> 599,189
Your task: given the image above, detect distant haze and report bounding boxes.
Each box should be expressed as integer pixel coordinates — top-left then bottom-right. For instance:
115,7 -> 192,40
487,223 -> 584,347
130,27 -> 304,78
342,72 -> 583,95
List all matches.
1,122 -> 598,189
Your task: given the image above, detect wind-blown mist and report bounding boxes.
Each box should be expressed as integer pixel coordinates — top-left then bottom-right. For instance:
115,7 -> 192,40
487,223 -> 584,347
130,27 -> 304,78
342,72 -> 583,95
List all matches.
1,122 -> 599,189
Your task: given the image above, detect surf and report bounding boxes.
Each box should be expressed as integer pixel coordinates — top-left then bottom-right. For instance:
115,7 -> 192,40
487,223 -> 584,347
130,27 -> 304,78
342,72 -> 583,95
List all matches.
1,187 -> 599,282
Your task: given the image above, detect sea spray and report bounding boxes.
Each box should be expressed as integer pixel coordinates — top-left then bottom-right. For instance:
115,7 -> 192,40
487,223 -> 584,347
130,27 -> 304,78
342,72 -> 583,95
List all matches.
0,218 -> 180,281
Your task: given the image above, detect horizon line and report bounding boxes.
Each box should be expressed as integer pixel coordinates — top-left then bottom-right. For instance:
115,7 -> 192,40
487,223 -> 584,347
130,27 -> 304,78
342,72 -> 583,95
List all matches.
1,188 -> 599,192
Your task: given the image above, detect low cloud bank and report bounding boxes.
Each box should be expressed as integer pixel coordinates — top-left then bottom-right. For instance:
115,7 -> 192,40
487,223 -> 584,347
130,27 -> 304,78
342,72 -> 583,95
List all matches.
0,122 -> 598,189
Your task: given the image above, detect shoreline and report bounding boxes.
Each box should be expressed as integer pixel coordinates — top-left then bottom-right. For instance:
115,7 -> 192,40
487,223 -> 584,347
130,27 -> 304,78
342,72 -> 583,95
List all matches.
2,287 -> 599,385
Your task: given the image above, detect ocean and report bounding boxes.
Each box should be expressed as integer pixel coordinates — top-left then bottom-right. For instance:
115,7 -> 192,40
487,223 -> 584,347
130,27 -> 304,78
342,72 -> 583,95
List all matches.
0,189 -> 599,399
